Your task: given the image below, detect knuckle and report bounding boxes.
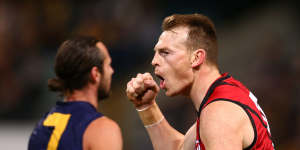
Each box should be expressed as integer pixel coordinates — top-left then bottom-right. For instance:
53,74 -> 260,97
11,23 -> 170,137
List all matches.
132,81 -> 139,89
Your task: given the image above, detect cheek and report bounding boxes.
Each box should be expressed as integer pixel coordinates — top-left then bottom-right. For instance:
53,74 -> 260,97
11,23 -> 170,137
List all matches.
171,59 -> 193,84
168,57 -> 191,76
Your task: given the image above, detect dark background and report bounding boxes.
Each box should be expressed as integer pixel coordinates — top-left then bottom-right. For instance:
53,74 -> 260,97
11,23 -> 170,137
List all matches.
0,0 -> 299,149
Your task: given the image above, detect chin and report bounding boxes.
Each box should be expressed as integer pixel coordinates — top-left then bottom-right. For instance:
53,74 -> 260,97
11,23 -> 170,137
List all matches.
97,88 -> 111,101
165,90 -> 178,97
98,94 -> 109,101
165,86 -> 187,97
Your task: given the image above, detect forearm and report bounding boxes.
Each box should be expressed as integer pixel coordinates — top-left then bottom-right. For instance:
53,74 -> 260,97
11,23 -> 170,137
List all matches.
137,102 -> 184,150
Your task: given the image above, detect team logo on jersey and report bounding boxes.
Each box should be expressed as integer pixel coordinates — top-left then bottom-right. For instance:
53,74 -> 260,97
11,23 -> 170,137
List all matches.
195,140 -> 201,150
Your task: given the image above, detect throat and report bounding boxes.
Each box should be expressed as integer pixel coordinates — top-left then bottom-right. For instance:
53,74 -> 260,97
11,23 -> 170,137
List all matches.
190,70 -> 221,111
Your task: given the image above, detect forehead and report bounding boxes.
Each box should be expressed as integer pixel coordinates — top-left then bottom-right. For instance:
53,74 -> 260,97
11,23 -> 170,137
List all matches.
96,42 -> 111,60
154,26 -> 189,51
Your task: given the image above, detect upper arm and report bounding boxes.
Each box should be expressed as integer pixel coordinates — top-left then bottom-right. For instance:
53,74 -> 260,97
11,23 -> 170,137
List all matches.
199,101 -> 252,150
83,117 -> 123,150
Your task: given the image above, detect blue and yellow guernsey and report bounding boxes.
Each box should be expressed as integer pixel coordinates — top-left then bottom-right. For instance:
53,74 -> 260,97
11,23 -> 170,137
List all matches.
28,101 -> 103,150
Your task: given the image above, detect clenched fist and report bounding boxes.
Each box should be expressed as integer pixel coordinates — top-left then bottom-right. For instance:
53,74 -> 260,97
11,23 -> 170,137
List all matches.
126,72 -> 159,109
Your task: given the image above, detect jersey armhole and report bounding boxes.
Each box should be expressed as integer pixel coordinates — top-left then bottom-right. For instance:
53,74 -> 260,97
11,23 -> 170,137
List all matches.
207,98 -> 257,150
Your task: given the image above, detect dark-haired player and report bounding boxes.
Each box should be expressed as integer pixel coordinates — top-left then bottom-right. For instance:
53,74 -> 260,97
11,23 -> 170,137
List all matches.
28,36 -> 123,150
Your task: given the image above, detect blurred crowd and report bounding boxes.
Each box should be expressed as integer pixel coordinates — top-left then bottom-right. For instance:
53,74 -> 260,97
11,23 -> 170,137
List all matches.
0,0 -> 162,119
0,0 -> 299,150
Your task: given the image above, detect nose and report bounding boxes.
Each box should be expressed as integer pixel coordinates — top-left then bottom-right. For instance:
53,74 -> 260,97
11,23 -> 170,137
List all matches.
110,66 -> 114,74
151,52 -> 159,66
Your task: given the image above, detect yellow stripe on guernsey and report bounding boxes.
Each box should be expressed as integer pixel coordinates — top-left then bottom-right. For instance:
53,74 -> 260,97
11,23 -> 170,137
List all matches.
43,113 -> 71,150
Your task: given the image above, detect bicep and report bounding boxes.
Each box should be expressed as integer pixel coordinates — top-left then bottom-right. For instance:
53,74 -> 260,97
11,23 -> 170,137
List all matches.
83,117 -> 123,150
200,101 -> 247,150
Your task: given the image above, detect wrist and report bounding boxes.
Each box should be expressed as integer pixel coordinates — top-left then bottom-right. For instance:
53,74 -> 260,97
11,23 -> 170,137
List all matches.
144,116 -> 164,128
135,101 -> 155,112
137,102 -> 164,127
136,105 -> 152,112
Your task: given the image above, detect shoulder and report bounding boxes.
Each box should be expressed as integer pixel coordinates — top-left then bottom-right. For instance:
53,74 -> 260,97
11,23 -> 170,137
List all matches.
85,116 -> 122,138
83,116 -> 123,150
88,116 -> 120,130
199,100 -> 253,149
200,100 -> 248,123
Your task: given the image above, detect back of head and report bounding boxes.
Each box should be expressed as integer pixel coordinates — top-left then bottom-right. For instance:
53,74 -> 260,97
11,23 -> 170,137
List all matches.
162,13 -> 218,67
48,36 -> 104,95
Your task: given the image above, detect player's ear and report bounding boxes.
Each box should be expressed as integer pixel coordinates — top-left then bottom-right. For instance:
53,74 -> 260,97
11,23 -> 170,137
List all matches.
191,49 -> 206,68
89,66 -> 101,83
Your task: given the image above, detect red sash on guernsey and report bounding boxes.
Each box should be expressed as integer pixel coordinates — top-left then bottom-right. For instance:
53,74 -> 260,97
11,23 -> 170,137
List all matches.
195,73 -> 274,150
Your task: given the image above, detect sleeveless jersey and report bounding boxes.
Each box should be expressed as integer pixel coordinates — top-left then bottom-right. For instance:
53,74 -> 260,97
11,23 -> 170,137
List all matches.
195,73 -> 274,150
28,101 -> 103,150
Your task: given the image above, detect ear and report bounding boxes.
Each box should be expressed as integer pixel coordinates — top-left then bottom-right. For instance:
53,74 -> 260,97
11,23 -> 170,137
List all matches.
90,66 -> 101,84
191,49 -> 206,68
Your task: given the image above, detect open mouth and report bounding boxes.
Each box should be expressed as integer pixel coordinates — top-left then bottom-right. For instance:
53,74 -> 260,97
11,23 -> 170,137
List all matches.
156,74 -> 166,89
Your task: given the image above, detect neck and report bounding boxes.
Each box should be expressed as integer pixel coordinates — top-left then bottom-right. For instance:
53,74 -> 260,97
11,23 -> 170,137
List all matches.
190,65 -> 220,111
64,86 -> 99,109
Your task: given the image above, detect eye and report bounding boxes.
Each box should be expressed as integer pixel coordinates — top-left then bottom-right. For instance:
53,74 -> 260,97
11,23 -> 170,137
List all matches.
159,50 -> 169,56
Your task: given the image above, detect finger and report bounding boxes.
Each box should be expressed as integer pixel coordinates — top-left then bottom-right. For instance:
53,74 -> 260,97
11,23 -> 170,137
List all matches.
132,93 -> 138,98
137,73 -> 143,79
135,74 -> 144,87
127,83 -> 135,94
127,78 -> 136,89
135,77 -> 143,85
126,79 -> 134,91
127,84 -> 140,100
126,80 -> 132,92
132,79 -> 145,94
143,72 -> 153,80
144,79 -> 159,92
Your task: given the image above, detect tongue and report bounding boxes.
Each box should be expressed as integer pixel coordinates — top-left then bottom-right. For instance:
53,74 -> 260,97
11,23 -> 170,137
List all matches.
160,80 -> 165,89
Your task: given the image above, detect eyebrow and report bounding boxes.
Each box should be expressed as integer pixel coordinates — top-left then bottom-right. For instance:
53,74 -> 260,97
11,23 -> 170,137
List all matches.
154,47 -> 172,53
154,47 -> 163,51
